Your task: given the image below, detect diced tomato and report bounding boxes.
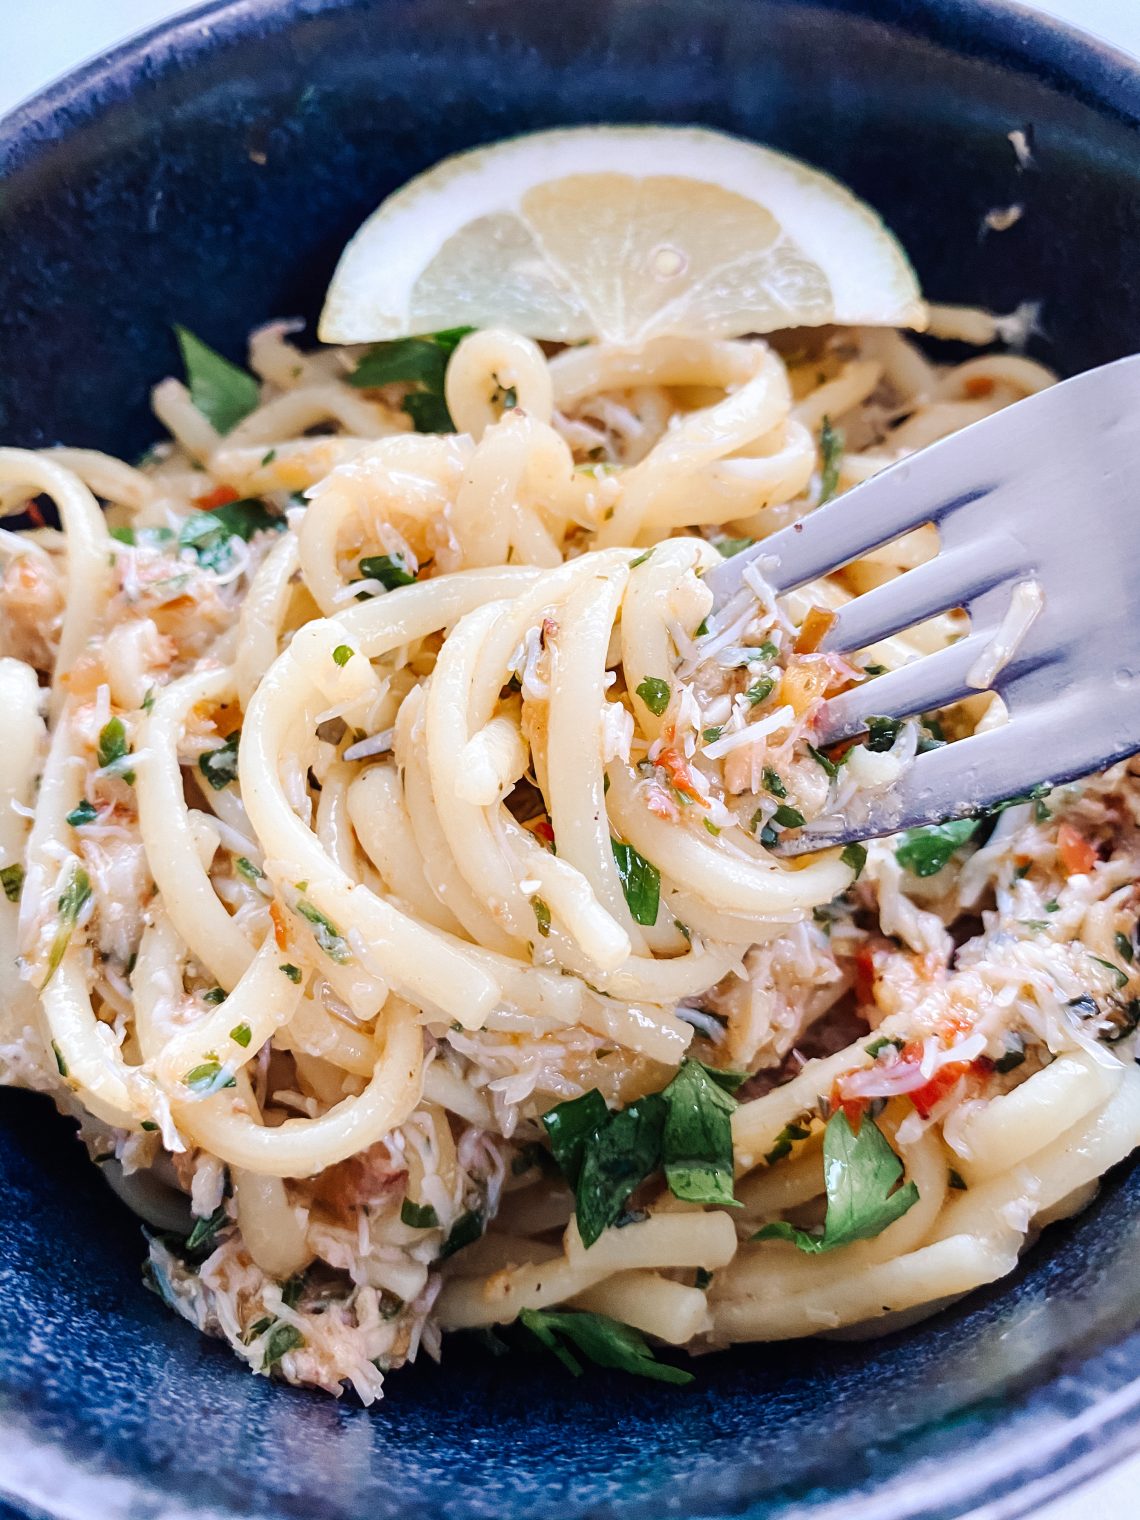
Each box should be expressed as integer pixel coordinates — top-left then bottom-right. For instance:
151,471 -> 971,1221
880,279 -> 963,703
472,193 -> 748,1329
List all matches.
1057,820 -> 1096,876
193,484 -> 241,512
794,605 -> 837,655
656,747 -> 709,807
269,900 -> 289,950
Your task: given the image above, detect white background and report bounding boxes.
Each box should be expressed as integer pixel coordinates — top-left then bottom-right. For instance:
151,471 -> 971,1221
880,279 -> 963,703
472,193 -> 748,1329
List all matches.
2,2 -> 1139,1517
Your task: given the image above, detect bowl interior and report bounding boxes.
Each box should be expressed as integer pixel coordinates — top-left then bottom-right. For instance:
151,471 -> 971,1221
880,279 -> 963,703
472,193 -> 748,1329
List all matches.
2,2 -> 1140,1518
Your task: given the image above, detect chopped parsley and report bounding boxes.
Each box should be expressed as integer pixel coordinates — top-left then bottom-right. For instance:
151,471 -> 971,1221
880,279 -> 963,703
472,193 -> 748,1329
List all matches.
174,325 -> 260,434
183,1058 -> 237,1095
865,715 -> 902,752
840,842 -> 867,878
43,864 -> 92,987
348,327 -> 474,433
202,987 -> 226,1005
702,726 -> 723,744
772,804 -> 805,829
520,1308 -> 693,1385
635,677 -> 671,716
400,1198 -> 440,1230
198,732 -> 240,790
66,800 -> 98,828
294,899 -> 351,963
0,864 -> 24,902
818,415 -> 844,505
439,1209 -> 485,1260
807,743 -> 843,778
178,498 -> 284,572
895,818 -> 979,877
994,1033 -> 1026,1072
1116,931 -> 1135,965
745,675 -> 775,707
764,1119 -> 811,1165
754,1110 -> 917,1251
186,1203 -> 229,1253
331,644 -> 354,668
260,1321 -> 305,1370
229,1022 -> 253,1048
716,537 -> 754,558
280,963 -> 302,983
358,553 -> 417,590
530,895 -> 552,937
629,548 -> 655,569
762,767 -> 787,797
611,839 -> 660,926
52,1040 -> 68,1078
541,1060 -> 743,1247
97,717 -> 135,783
1090,954 -> 1129,989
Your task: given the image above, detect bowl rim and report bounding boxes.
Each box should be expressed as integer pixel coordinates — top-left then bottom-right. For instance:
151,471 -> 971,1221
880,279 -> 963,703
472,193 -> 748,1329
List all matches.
2,1 -> 1140,1518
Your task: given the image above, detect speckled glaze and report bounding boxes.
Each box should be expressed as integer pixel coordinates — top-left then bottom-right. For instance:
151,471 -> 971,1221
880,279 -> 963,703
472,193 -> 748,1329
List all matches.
1,3 -> 1140,1517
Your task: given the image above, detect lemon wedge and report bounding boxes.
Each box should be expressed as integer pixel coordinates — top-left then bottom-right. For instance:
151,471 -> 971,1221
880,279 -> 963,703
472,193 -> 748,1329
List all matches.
319,126 -> 926,347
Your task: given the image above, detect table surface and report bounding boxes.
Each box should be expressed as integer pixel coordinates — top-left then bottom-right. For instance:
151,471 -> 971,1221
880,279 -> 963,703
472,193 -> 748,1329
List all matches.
2,1 -> 1140,1516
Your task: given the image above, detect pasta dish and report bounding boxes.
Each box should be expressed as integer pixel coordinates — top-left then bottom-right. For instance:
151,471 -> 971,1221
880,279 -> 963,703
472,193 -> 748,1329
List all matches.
2,129 -> 1138,1401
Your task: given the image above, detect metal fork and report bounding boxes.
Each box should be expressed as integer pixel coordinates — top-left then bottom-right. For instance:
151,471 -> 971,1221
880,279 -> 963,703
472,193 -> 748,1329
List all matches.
703,353 -> 1140,852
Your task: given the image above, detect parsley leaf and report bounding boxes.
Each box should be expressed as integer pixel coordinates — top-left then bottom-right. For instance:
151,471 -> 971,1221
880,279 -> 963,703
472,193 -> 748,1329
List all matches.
294,899 -> 351,963
541,1089 -> 609,1187
895,818 -> 979,877
763,767 -> 787,797
530,895 -> 552,937
280,962 -> 302,983
229,1022 -> 253,1048
660,1061 -> 740,1209
611,839 -> 660,925
439,1209 -> 484,1261
66,800 -> 98,828
575,1093 -> 666,1246
400,1198 -> 440,1230
183,1058 -> 237,1096
635,677 -> 671,716
174,326 -> 260,434
349,328 -> 474,434
199,732 -> 240,790
186,1203 -> 230,1253
358,553 -> 416,590
865,715 -> 902,752
178,498 -> 284,572
261,1321 -> 305,1370
745,676 -> 775,707
840,842 -> 867,878
0,864 -> 24,902
753,1110 -> 918,1252
97,716 -> 135,783
716,537 -> 754,558
818,415 -> 844,505
332,644 -> 354,668
43,864 -> 92,987
520,1308 -> 693,1385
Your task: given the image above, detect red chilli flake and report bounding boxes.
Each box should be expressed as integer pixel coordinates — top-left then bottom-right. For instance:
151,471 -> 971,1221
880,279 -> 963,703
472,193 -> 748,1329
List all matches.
193,484 -> 242,512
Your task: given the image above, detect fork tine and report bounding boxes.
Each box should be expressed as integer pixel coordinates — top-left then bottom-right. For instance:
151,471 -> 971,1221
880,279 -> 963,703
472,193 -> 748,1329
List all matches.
818,535 -> 1024,655
782,694 -> 1139,853
813,630 -> 1055,745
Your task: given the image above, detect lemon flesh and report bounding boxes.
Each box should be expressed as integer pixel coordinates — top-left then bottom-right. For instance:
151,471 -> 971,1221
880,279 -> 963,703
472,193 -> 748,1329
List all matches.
319,125 -> 926,347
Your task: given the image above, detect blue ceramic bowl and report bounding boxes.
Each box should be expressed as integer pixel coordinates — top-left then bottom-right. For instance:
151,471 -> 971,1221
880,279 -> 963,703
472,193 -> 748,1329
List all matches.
2,2 -> 1140,1517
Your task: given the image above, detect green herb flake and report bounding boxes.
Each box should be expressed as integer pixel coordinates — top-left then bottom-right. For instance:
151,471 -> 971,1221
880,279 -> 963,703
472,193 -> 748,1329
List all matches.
280,963 -> 302,983
1090,954 -> 1129,989
261,449 -> 277,467
349,327 -> 473,391
294,899 -> 351,963
660,1060 -> 740,1210
840,842 -> 867,878
1116,931 -> 1135,965
818,416 -> 844,505
141,688 -> 157,714
864,1036 -> 903,1058
261,1321 -> 305,1371
611,839 -> 660,926
865,715 -> 903,752
331,644 -> 354,668
895,818 -> 980,878
629,548 -> 655,569
52,1040 -> 68,1078
635,677 -> 671,717
753,1110 -> 918,1252
0,864 -> 24,903
574,1093 -> 667,1247
235,856 -> 265,884
702,726 -> 723,744
140,1120 -> 159,1132
358,553 -> 417,590
764,1120 -> 811,1165
762,767 -> 787,798
439,1209 -> 485,1261
229,1022 -> 253,1048
772,804 -> 805,829
97,716 -> 135,783
530,895 -> 552,937
174,326 -> 260,434
66,800 -> 98,828
716,537 -> 755,558
43,865 -> 92,987
520,1308 -> 693,1385
199,732 -> 240,790
994,1033 -> 1026,1073
948,1169 -> 968,1191
745,676 -> 775,707
178,498 -> 284,572
807,743 -> 841,779
183,1058 -> 237,1096
186,1203 -> 229,1253
400,1198 -> 440,1230
202,987 -> 226,1005
703,818 -> 721,837
542,1089 -> 610,1188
